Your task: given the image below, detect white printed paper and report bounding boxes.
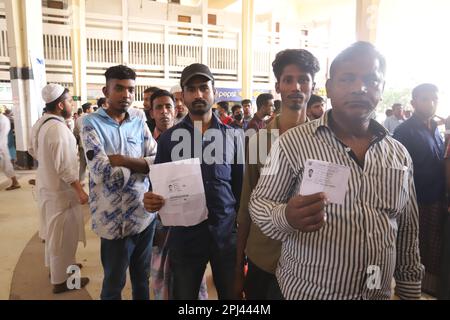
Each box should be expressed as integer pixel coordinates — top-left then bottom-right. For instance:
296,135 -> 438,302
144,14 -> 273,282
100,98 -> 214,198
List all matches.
299,159 -> 351,205
149,158 -> 208,226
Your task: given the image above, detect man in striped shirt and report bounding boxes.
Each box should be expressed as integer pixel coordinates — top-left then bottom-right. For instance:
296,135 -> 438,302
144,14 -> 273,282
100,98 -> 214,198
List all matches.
234,49 -> 320,300
249,42 -> 424,300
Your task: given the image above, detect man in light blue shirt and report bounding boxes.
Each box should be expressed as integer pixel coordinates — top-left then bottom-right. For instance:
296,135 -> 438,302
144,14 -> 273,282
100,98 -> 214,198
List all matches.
81,65 -> 157,300
384,103 -> 405,134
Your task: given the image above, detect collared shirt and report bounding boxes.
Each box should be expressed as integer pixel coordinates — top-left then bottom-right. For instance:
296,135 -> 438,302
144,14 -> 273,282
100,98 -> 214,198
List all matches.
237,115 -> 282,274
393,114 -> 445,205
174,115 -> 186,125
155,113 -> 244,249
384,115 -> 404,134
246,113 -> 266,132
229,119 -> 249,131
249,110 -> 424,300
81,107 -> 157,240
152,126 -> 162,141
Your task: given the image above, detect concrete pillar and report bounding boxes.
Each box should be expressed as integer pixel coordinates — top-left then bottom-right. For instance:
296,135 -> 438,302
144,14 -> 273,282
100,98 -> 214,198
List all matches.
201,0 -> 208,65
121,0 -> 129,65
69,0 -> 87,107
356,0 -> 381,43
5,0 -> 46,168
241,0 -> 255,100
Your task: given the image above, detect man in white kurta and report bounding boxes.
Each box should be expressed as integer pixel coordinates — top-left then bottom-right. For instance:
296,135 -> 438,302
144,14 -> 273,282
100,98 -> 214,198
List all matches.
30,83 -> 89,293
29,114 -> 49,241
0,112 -> 20,190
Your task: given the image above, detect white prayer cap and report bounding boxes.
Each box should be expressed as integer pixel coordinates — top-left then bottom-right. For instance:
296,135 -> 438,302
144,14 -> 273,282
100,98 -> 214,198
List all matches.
170,84 -> 182,94
41,83 -> 65,104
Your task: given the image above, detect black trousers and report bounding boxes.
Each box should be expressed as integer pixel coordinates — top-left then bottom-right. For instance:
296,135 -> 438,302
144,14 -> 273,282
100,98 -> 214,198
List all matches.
244,258 -> 283,300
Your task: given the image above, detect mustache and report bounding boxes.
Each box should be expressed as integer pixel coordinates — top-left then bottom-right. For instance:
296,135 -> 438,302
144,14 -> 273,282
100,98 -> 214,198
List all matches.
346,100 -> 372,107
192,99 -> 207,106
287,93 -> 305,99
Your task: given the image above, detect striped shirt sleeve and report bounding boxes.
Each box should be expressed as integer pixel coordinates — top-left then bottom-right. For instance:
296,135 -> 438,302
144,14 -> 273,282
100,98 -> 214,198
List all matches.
249,137 -> 297,241
394,157 -> 425,299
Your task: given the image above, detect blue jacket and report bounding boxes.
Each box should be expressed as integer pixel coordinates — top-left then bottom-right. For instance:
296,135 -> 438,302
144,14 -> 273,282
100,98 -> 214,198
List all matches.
393,114 -> 445,205
155,112 -> 244,249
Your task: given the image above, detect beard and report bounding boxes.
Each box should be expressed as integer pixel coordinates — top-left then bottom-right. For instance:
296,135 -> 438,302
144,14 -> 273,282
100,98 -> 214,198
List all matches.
61,108 -> 71,119
189,99 -> 211,116
287,93 -> 307,111
288,102 -> 305,111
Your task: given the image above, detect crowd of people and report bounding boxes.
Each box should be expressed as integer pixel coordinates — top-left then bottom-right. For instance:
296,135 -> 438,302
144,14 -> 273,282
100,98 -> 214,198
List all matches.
2,40 -> 450,300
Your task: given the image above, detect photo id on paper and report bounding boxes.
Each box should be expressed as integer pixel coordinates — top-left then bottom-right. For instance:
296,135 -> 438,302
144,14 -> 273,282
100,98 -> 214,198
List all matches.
299,159 -> 351,205
149,158 -> 208,226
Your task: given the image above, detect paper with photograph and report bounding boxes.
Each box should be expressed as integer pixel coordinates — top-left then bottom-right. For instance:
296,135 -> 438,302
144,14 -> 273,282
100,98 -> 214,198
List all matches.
149,158 -> 208,226
299,159 -> 351,205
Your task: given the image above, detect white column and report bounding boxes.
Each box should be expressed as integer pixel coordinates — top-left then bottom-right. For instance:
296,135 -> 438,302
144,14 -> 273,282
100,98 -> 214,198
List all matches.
69,0 -> 87,106
122,0 -> 129,65
201,0 -> 208,65
241,0 -> 255,99
356,0 -> 381,43
5,0 -> 46,168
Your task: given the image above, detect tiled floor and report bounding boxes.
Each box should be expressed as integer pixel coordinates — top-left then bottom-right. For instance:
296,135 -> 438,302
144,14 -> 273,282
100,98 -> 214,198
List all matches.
0,170 -> 217,300
0,170 -> 434,300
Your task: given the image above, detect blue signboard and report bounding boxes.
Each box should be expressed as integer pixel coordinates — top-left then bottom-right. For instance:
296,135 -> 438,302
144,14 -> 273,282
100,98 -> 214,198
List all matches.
215,88 -> 271,103
215,88 -> 242,102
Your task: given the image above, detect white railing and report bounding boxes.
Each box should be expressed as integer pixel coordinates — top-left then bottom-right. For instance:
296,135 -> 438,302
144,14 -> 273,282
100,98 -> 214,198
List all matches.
43,34 -> 71,61
208,47 -> 238,72
0,28 -> 8,59
0,3 -> 8,60
0,5 -> 313,91
169,44 -> 202,67
129,41 -> 162,66
87,38 -> 122,64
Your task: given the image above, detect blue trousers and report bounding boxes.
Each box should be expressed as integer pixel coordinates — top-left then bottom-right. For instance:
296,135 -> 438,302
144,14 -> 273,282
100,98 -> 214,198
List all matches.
100,220 -> 156,300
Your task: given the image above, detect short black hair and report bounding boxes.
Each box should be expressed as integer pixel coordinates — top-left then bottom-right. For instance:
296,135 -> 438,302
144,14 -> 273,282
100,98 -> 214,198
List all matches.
150,89 -> 174,108
272,49 -> 320,82
329,41 -> 386,78
256,93 -> 274,110
412,83 -> 438,99
231,104 -> 242,114
77,108 -> 83,115
97,97 -> 106,107
307,94 -> 325,109
144,86 -> 161,94
45,88 -> 69,112
217,101 -> 229,112
241,99 -> 251,105
82,102 -> 92,113
104,65 -> 136,82
274,99 -> 282,113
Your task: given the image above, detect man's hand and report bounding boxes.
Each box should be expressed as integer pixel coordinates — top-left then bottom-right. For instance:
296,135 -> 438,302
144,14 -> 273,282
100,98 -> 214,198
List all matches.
108,154 -> 124,167
285,192 -> 328,232
233,266 -> 245,300
143,192 -> 165,212
78,189 -> 89,205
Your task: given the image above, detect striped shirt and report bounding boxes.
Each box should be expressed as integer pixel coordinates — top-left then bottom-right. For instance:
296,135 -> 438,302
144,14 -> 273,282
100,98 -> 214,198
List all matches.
249,110 -> 424,300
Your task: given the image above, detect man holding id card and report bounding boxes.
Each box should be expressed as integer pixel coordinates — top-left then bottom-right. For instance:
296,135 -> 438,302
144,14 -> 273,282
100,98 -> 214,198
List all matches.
249,42 -> 424,300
